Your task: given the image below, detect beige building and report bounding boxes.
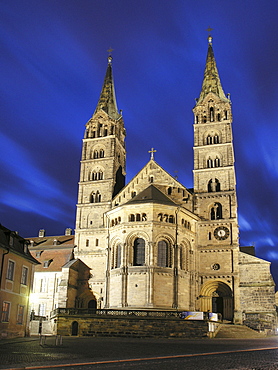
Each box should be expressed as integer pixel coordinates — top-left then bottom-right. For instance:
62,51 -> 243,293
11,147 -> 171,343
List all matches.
73,38 -> 276,330
0,225 -> 39,338
28,229 -> 94,321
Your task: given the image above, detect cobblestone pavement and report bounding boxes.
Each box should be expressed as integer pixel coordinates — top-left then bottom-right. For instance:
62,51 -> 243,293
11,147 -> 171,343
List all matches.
0,336 -> 278,370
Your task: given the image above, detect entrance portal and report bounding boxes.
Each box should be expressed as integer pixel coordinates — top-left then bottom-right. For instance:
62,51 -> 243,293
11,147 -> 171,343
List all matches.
199,281 -> 233,321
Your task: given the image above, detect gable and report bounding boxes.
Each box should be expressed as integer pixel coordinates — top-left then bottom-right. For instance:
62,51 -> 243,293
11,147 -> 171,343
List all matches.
112,160 -> 193,210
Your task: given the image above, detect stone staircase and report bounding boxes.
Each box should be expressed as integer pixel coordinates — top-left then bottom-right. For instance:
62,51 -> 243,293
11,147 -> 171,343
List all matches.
215,323 -> 266,339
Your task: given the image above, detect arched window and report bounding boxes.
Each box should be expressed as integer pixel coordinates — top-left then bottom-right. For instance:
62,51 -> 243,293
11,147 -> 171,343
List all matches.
224,110 -> 228,120
133,238 -> 145,266
99,149 -> 104,158
207,158 -> 213,168
210,202 -> 223,220
158,213 -> 163,221
203,115 -> 207,123
208,178 -> 220,192
214,135 -> 219,144
136,213 -> 141,221
214,157 -> 220,167
142,213 -> 147,221
149,176 -> 154,183
210,107 -> 214,122
95,191 -> 101,203
98,171 -> 103,180
167,187 -> 172,195
217,113 -> 221,121
103,127 -> 108,136
129,214 -> 135,222
116,245 -> 121,268
169,215 -> 174,223
206,135 -> 213,145
93,150 -> 98,159
90,192 -> 95,203
157,240 -> 171,267
86,239 -> 89,247
131,191 -> 136,198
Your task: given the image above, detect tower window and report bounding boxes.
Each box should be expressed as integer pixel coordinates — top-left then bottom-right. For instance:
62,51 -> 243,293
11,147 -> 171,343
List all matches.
206,135 -> 213,145
210,202 -> 223,220
136,213 -> 141,221
208,178 -> 220,192
214,135 -> 220,144
129,214 -> 135,222
207,158 -> 213,168
214,157 -> 220,167
133,238 -> 145,266
167,187 -> 172,195
210,107 -> 214,122
217,113 -> 221,121
99,149 -> 104,158
93,150 -> 99,159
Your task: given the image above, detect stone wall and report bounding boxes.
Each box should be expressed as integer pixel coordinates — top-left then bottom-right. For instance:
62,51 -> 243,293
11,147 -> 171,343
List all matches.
53,312 -> 212,338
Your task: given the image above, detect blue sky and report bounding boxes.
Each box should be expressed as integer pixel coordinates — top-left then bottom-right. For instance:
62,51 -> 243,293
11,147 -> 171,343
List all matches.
1,0 -> 278,283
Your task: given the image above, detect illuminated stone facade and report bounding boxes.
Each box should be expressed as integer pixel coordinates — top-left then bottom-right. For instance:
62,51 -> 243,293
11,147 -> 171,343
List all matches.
74,42 -> 276,328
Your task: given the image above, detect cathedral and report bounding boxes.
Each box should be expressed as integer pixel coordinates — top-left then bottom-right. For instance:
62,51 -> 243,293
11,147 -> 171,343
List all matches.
71,36 -> 275,328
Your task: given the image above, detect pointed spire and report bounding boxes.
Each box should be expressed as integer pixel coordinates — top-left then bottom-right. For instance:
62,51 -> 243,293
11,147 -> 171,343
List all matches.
197,36 -> 229,104
94,53 -> 121,120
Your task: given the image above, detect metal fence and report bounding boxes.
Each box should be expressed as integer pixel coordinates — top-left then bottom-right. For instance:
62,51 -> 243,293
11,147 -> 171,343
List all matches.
50,308 -> 182,319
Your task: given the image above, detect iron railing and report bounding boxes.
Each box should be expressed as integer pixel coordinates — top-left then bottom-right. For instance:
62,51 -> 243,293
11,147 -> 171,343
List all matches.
50,308 -> 182,319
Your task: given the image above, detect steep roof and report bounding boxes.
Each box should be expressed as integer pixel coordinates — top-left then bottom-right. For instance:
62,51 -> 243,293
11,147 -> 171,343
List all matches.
197,37 -> 229,104
0,224 -> 39,265
94,56 -> 121,120
126,184 -> 177,206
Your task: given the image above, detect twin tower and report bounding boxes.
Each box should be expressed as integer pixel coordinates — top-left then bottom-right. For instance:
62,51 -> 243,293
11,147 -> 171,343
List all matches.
73,38 -> 275,327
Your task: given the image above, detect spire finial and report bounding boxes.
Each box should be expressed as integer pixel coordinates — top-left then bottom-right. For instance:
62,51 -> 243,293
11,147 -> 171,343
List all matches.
148,147 -> 157,160
107,47 -> 114,64
206,27 -> 213,44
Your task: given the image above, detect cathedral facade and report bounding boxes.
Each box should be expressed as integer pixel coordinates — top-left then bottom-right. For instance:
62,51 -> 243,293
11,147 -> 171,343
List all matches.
74,38 -> 276,327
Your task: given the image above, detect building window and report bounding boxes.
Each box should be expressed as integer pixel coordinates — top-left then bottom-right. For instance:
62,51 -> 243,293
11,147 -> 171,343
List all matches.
17,305 -> 24,324
116,244 -> 121,268
133,238 -> 145,266
1,302 -> 10,322
210,203 -> 223,220
21,267 -> 28,285
86,239 -> 89,247
40,278 -> 47,293
96,239 -> 99,246
6,260 -> 15,281
157,240 -> 171,267
208,178 -> 220,192
38,303 -> 46,316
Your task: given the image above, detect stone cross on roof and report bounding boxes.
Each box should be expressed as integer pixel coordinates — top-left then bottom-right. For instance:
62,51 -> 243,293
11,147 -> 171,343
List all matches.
148,147 -> 157,160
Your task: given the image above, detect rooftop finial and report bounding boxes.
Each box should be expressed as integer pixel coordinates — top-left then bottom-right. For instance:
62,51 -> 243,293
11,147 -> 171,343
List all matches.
206,27 -> 213,44
107,47 -> 114,64
148,147 -> 157,160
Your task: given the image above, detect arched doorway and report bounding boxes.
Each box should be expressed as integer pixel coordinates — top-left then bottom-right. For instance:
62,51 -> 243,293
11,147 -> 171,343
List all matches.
199,281 -> 233,321
88,299 -> 97,313
71,321 -> 78,336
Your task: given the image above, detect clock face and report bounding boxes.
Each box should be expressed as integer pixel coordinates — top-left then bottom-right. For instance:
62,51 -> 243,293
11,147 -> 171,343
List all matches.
214,226 -> 229,240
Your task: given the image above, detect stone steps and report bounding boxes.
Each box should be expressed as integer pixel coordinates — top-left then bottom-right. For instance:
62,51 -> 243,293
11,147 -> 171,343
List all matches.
215,324 -> 266,338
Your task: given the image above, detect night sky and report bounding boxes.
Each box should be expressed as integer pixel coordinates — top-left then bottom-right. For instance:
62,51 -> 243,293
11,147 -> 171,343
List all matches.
1,1 -> 278,284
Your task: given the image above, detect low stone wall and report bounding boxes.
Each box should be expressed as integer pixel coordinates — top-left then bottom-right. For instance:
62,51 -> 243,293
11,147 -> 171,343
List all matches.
243,312 -> 277,334
53,314 -> 214,338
